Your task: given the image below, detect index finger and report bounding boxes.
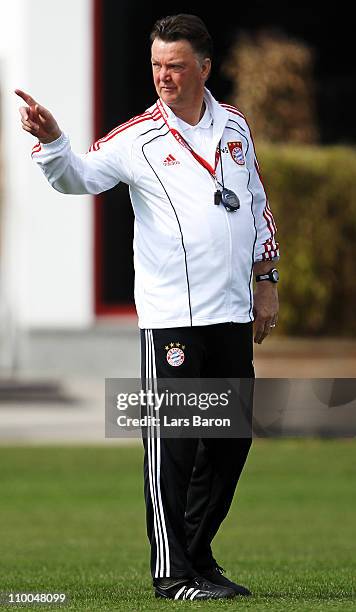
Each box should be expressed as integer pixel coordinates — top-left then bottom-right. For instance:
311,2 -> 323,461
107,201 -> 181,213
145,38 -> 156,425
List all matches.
14,89 -> 37,107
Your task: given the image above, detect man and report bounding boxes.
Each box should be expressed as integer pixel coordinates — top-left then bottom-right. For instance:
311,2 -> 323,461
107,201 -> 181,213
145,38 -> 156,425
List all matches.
16,14 -> 279,601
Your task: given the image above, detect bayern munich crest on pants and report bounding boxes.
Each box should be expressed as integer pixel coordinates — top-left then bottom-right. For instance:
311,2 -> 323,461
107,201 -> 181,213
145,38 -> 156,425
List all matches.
166,346 -> 185,367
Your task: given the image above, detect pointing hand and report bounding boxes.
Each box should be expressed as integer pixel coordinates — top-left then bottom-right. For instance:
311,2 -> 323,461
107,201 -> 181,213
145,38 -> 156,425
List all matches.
15,89 -> 62,144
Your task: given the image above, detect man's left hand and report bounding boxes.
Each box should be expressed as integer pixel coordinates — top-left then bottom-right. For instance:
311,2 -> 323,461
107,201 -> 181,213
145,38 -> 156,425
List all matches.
253,282 -> 279,344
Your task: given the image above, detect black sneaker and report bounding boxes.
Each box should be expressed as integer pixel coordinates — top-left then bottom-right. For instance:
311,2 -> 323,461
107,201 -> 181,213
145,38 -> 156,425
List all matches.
199,565 -> 252,596
154,576 -> 236,600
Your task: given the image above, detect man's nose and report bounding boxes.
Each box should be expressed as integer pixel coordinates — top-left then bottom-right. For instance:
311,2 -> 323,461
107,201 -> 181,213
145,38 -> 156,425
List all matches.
159,67 -> 171,82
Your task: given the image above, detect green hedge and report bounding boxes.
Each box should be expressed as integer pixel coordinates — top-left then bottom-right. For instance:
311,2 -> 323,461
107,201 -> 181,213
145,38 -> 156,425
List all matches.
257,144 -> 356,336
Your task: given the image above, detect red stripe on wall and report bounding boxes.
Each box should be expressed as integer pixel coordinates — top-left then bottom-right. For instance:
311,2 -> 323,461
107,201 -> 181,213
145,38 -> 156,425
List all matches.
93,0 -> 137,318
93,0 -> 104,316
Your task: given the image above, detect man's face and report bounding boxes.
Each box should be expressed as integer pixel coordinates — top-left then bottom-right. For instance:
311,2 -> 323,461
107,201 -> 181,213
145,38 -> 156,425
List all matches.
151,38 -> 211,109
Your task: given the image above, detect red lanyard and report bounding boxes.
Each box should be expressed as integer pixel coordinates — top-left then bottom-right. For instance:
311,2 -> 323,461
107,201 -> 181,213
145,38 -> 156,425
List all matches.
157,99 -> 220,180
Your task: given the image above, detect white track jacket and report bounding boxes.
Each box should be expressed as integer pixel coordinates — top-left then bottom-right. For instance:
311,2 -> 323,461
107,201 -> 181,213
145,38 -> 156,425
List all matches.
32,89 -> 279,329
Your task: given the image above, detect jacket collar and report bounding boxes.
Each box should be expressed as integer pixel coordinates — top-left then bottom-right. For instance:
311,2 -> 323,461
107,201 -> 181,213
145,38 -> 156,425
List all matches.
157,87 -> 229,146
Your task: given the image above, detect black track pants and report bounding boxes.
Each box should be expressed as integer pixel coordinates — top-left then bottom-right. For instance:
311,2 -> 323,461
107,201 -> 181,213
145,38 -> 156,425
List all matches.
140,322 -> 254,579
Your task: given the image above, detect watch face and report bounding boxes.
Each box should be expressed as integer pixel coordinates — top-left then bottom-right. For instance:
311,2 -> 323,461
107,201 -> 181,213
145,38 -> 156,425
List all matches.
271,269 -> 279,282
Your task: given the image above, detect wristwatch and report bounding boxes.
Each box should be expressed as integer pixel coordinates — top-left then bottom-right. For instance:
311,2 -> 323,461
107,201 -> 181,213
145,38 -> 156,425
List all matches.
255,268 -> 279,283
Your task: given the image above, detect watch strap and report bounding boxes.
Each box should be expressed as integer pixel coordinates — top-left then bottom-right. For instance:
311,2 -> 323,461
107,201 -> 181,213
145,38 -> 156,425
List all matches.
256,268 -> 279,283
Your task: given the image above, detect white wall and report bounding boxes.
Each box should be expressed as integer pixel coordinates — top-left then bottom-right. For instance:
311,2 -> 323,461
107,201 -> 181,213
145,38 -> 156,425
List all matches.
0,0 -> 93,328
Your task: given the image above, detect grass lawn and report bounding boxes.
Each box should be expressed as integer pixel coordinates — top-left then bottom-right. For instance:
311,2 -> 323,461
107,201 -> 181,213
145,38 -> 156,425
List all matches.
0,440 -> 355,611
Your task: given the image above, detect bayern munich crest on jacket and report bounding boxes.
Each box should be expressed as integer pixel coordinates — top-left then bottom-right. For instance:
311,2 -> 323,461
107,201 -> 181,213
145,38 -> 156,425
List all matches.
227,141 -> 245,165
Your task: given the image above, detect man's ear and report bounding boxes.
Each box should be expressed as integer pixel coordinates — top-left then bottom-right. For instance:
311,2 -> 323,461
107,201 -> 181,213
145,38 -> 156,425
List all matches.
201,58 -> 211,82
